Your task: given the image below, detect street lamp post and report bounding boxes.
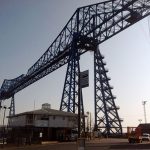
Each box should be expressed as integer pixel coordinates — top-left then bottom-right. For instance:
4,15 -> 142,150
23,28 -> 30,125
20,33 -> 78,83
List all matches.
2,106 -> 7,146
78,70 -> 89,138
86,112 -> 89,132
138,119 -> 142,124
142,101 -> 147,123
1,105 -> 10,148
86,111 -> 91,140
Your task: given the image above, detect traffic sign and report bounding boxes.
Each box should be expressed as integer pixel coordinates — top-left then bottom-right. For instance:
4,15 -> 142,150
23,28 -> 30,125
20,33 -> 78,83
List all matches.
80,70 -> 89,88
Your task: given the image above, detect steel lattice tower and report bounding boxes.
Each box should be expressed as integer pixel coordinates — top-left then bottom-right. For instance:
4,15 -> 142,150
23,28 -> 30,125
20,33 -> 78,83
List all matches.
94,47 -> 122,135
60,35 -> 85,134
1,0 -> 150,136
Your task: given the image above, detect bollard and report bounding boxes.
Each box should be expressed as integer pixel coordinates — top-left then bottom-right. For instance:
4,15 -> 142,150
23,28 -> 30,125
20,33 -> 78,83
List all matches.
77,138 -> 85,150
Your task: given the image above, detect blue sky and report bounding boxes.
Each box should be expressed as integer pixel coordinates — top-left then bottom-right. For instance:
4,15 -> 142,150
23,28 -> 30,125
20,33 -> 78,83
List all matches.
1,0 -> 150,129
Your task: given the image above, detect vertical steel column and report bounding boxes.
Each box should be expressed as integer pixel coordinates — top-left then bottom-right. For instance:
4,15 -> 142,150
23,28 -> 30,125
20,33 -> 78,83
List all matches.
60,8 -> 85,135
94,47 -> 122,136
78,65 -> 85,137
60,41 -> 79,112
59,50 -> 75,112
80,90 -> 85,135
60,33 -> 85,135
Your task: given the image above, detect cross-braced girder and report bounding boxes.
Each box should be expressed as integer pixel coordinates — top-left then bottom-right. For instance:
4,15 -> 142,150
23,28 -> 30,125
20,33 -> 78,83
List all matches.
94,47 -> 122,135
78,0 -> 150,41
1,0 -> 150,100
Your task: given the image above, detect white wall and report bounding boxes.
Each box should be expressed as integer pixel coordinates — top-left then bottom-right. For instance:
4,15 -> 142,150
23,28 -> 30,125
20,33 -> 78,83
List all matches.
48,116 -> 77,128
9,114 -> 78,128
9,115 -> 26,127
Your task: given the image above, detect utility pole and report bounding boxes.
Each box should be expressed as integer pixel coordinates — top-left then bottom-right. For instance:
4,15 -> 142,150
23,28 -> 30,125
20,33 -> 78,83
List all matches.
86,112 -> 89,132
142,101 -> 147,123
78,79 -> 81,138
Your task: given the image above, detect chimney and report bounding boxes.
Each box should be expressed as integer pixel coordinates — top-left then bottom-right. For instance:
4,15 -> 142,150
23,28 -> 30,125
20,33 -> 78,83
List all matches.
42,103 -> 51,109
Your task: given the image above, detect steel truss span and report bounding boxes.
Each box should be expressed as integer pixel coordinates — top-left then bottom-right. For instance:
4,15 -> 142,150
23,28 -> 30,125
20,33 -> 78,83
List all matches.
0,0 -> 150,135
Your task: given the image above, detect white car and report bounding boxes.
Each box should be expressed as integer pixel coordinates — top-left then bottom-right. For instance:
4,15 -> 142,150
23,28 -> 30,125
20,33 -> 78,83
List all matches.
142,133 -> 150,141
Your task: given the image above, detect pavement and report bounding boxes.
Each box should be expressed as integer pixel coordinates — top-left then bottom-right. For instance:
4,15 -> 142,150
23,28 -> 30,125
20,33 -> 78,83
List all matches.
1,138 -> 150,150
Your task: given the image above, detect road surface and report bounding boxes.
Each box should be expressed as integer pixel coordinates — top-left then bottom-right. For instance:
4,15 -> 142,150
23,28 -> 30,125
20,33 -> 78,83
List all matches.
1,138 -> 150,150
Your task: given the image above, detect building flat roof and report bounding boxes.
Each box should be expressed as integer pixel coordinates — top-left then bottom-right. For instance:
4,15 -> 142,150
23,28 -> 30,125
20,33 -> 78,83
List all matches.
8,108 -> 77,118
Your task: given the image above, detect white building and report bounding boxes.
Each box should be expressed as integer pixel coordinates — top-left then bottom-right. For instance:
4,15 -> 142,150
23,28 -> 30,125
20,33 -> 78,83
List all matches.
8,103 -> 78,141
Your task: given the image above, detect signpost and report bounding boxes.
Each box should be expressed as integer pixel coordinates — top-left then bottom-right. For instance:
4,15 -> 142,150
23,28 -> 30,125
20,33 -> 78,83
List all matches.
78,70 -> 89,138
78,70 -> 89,150
80,70 -> 89,88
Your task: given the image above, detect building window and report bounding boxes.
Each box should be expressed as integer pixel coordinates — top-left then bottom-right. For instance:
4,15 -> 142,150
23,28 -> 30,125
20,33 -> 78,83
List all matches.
26,115 -> 33,124
41,115 -> 49,120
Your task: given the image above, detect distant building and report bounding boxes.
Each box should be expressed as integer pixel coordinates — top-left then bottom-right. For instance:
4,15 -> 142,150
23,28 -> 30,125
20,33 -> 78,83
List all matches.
8,103 -> 78,142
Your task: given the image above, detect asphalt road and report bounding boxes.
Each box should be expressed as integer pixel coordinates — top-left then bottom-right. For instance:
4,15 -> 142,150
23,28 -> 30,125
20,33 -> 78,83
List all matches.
1,138 -> 150,150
